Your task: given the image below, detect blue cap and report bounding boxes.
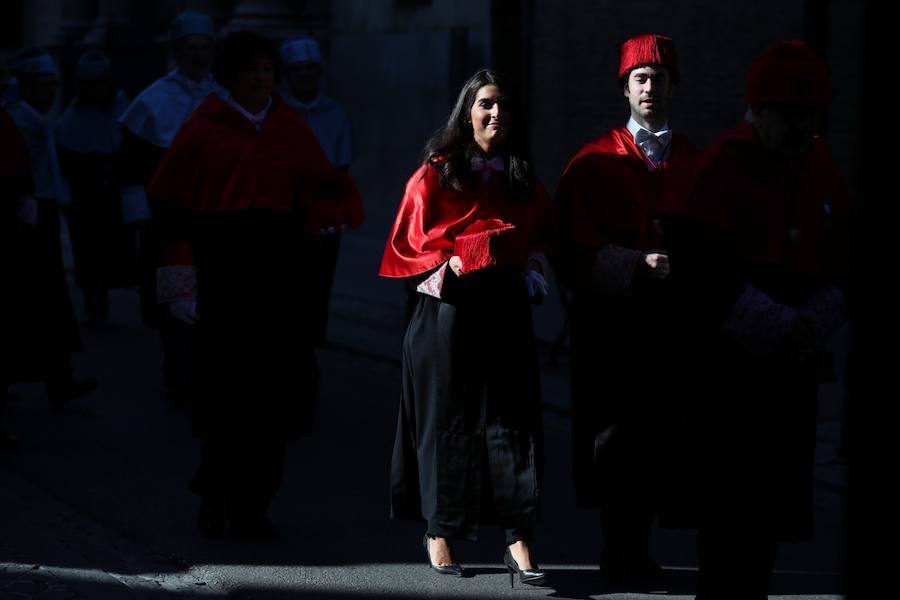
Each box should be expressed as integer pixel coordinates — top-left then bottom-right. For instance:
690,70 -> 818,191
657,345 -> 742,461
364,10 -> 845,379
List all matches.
171,11 -> 215,42
74,50 -> 112,81
281,35 -> 322,65
12,47 -> 57,76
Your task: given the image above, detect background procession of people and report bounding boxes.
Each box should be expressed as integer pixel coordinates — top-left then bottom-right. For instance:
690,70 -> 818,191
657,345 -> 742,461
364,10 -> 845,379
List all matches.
1,7 -> 856,600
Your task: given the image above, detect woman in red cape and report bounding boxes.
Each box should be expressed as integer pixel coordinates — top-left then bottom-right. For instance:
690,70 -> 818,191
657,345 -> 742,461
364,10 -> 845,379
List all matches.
380,69 -> 550,585
148,32 -> 362,538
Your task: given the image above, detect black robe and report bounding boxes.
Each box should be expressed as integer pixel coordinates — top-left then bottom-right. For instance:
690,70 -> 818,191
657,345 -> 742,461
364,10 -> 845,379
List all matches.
392,266 -> 543,539
154,206 -> 318,440
664,123 -> 850,541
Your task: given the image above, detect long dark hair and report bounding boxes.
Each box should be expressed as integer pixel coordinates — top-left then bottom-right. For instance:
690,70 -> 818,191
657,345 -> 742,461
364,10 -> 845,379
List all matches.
423,68 -> 535,200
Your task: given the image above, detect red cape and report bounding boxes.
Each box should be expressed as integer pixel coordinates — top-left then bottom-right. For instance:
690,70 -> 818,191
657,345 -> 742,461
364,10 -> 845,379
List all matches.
379,161 -> 551,278
0,108 -> 31,175
148,93 -> 362,232
680,121 -> 849,281
555,127 -> 697,251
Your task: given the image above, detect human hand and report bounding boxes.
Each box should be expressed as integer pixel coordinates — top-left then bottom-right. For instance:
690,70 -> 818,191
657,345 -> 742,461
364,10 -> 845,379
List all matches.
449,255 -> 463,276
644,252 -> 670,279
168,299 -> 199,325
525,270 -> 549,298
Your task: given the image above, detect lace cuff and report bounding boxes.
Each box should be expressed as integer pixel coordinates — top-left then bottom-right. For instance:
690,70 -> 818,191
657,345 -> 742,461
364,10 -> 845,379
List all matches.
722,284 -> 797,355
527,250 -> 552,282
801,285 -> 848,346
16,194 -> 37,226
121,185 -> 151,224
416,262 -> 449,299
592,245 -> 643,297
157,265 -> 197,304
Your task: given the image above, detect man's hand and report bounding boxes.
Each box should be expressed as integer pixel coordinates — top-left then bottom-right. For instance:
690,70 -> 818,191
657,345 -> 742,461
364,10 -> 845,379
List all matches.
525,270 -> 549,298
643,252 -> 670,279
449,255 -> 463,276
168,299 -> 199,325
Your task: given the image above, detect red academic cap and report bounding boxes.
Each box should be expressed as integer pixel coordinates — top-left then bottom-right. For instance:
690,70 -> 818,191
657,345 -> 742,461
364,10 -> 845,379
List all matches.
453,219 -> 526,274
745,40 -> 831,106
618,33 -> 679,83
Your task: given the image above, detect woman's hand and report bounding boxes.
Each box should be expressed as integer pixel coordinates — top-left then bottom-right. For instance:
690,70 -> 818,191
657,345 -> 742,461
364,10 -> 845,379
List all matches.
525,270 -> 549,298
449,255 -> 463,276
168,299 -> 199,325
643,252 -> 670,279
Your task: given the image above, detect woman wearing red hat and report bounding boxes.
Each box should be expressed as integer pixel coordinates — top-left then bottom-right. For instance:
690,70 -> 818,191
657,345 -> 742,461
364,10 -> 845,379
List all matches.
380,68 -> 550,586
666,41 -> 850,599
554,32 -> 697,584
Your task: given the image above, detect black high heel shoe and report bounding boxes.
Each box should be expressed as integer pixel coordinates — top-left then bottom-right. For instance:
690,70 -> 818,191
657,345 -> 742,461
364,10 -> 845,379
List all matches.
504,546 -> 546,587
423,535 -> 464,577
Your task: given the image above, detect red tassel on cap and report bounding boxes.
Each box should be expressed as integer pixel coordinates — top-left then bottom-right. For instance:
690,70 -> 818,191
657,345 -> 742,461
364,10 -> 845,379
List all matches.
453,219 -> 526,274
744,40 -> 830,106
618,33 -> 679,83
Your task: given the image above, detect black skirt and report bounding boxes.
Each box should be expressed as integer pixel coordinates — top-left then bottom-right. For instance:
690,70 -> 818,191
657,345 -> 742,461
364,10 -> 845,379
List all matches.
391,266 -> 543,540
188,209 -> 318,441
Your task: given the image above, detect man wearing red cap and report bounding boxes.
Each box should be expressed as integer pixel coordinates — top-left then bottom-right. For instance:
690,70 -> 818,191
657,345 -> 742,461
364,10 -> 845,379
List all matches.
554,33 -> 697,583
665,41 -> 849,599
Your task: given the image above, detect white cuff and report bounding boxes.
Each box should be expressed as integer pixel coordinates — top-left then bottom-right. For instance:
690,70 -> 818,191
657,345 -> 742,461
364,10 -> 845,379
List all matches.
121,185 -> 151,224
157,265 -> 197,304
16,194 -> 38,226
527,250 -> 552,283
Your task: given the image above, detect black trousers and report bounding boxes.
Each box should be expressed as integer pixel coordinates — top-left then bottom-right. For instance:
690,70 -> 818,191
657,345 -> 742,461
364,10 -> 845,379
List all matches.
599,495 -> 655,567
696,526 -> 777,600
426,431 -> 535,547
189,435 -> 286,522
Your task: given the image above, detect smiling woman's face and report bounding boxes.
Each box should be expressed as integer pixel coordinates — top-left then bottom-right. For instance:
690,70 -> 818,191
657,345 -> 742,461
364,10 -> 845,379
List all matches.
470,84 -> 511,155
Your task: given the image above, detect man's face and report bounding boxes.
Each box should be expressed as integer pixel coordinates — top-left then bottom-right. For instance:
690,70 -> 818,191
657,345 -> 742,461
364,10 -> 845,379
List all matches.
285,60 -> 322,101
174,35 -> 214,81
752,104 -> 821,161
624,65 -> 674,128
20,74 -> 59,113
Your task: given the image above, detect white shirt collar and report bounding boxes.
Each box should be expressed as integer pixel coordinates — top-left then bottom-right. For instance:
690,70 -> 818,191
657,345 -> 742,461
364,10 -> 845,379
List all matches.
626,116 -> 672,167
20,100 -> 50,123
293,92 -> 323,111
226,95 -> 273,130
626,116 -> 670,142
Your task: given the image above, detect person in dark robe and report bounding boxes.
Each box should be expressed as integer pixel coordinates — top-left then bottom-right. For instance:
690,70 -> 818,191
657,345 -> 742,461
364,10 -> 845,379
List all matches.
553,33 -> 697,584
380,69 -> 550,585
280,35 -> 356,346
117,10 -> 222,403
5,47 -> 96,406
0,62 -> 14,107
57,50 -> 131,323
1,107 -> 33,448
664,41 -> 850,599
148,31 -> 362,539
